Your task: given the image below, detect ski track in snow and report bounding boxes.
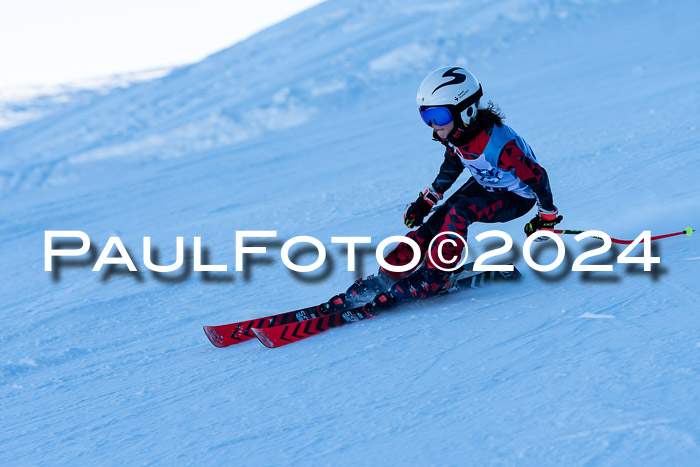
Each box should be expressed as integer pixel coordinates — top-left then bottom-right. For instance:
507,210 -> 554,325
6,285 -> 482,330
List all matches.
1,0 -> 700,464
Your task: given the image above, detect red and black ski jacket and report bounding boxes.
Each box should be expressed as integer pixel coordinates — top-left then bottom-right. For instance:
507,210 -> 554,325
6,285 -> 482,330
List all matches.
430,122 -> 556,213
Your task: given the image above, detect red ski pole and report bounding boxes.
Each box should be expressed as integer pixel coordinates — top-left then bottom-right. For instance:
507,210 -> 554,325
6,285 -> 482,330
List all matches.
543,227 -> 694,245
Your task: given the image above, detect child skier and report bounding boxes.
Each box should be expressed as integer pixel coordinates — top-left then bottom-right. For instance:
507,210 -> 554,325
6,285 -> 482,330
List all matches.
346,66 -> 561,303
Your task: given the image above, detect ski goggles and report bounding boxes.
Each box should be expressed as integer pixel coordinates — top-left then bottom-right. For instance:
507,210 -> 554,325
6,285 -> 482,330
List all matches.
419,106 -> 454,127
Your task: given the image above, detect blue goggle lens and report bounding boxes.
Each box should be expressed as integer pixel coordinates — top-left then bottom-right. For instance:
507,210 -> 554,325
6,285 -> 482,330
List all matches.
419,106 -> 453,126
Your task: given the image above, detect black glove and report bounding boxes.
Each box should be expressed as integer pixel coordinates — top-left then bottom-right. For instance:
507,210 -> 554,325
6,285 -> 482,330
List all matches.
404,192 -> 433,228
524,209 -> 563,236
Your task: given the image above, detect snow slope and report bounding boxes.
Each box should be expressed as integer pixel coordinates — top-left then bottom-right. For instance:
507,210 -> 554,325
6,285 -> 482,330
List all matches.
1,0 -> 699,464
0,68 -> 172,131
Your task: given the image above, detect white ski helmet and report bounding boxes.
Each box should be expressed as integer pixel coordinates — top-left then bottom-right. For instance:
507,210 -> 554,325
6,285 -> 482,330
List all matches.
416,66 -> 483,126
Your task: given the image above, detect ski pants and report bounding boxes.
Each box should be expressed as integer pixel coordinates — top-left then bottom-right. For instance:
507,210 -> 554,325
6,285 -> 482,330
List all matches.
382,178 -> 536,278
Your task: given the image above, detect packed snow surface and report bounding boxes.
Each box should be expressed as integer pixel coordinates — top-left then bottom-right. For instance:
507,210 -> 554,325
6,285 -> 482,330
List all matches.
1,0 -> 699,464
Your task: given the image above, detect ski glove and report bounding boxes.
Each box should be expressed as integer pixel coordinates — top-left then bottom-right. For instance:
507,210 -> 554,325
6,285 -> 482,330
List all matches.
404,190 -> 440,228
524,208 -> 563,237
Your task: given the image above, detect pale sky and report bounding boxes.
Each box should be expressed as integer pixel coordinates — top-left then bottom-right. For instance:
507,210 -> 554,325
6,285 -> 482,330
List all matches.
0,0 -> 326,88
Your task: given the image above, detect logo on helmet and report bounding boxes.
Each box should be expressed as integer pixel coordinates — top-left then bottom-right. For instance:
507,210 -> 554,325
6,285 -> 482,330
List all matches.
432,67 -> 466,94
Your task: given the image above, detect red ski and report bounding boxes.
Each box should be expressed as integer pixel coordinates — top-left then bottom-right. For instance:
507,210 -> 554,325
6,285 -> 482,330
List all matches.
204,262 -> 477,347
251,267 -> 521,348
203,296 -> 345,347
251,300 -> 382,348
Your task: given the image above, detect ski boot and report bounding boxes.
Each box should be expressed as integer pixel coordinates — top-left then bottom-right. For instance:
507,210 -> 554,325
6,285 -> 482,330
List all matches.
389,264 -> 453,301
345,268 -> 395,306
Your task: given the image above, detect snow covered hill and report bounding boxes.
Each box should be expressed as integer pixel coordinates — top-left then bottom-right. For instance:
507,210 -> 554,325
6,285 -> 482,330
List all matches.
1,0 -> 699,464
0,68 -> 172,131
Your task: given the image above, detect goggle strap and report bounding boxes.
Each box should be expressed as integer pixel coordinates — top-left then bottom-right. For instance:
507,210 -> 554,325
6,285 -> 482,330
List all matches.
455,84 -> 483,113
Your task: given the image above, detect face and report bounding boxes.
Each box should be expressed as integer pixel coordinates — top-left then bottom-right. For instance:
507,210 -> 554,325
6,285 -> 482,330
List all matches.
431,120 -> 454,139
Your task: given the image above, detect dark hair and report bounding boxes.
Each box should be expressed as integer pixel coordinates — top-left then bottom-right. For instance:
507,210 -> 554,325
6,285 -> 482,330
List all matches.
476,101 -> 505,127
450,100 -> 505,142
